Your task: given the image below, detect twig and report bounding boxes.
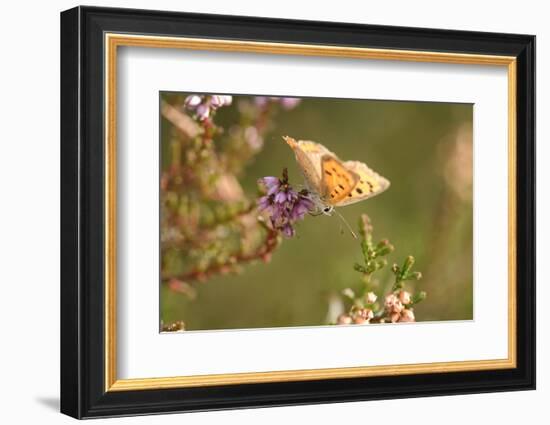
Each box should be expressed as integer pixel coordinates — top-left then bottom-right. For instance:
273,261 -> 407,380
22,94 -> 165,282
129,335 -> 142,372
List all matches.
161,100 -> 203,139
163,227 -> 279,283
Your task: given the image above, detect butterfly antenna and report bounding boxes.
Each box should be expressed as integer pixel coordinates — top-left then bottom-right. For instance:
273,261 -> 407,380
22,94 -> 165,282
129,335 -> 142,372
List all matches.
334,210 -> 358,239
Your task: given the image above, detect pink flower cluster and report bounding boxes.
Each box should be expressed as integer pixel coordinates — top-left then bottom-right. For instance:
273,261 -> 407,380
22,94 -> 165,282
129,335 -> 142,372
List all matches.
384,290 -> 415,323
184,94 -> 233,121
254,96 -> 301,110
337,308 -> 374,325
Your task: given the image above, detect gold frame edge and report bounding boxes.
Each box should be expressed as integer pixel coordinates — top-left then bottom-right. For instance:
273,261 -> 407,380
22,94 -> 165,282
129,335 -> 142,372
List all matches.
104,33 -> 518,392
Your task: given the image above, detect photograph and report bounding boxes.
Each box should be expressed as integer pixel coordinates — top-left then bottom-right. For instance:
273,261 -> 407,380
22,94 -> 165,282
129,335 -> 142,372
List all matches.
159,92 -> 474,331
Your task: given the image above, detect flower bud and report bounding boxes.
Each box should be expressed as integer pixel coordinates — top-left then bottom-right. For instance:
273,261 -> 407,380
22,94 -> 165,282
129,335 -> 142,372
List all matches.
354,263 -> 367,273
384,293 -> 404,314
358,214 -> 373,239
365,292 -> 377,304
280,97 -> 301,110
337,314 -> 353,325
390,312 -> 401,323
210,95 -> 224,108
413,291 -> 427,303
342,288 -> 355,299
403,255 -> 415,272
254,96 -> 269,107
195,104 -> 210,120
355,308 -> 374,321
162,320 -> 186,332
184,94 -> 202,109
244,126 -> 263,150
399,309 -> 416,323
398,290 -> 412,305
375,239 -> 394,256
375,259 -> 387,270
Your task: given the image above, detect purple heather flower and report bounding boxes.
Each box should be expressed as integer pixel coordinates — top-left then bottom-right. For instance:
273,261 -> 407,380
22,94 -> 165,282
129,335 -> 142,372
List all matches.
184,95 -> 202,108
210,95 -> 233,109
258,176 -> 281,196
257,195 -> 272,212
257,169 -> 314,238
253,96 -> 302,110
274,191 -> 289,204
279,97 -> 301,110
281,223 -> 295,238
210,95 -> 224,108
244,126 -> 264,150
253,96 -> 269,107
290,196 -> 314,221
195,103 -> 210,120
183,94 -> 233,121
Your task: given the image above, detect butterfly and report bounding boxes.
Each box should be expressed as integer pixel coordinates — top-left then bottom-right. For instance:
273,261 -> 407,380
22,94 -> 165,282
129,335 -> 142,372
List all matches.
283,136 -> 390,216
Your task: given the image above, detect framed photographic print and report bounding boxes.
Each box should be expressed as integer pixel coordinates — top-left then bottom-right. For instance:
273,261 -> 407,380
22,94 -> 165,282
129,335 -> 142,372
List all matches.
60,6 -> 535,419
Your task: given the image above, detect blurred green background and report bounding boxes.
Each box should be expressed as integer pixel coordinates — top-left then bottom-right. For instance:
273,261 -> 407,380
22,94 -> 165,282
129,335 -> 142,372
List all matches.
161,94 -> 473,330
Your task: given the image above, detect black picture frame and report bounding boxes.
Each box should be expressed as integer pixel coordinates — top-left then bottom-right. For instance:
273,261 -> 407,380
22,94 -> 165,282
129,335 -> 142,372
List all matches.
60,5 -> 535,419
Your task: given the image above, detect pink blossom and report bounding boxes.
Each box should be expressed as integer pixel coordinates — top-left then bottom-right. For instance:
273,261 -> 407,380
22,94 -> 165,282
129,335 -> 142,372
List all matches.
398,290 -> 412,305
384,293 -> 404,314
337,314 -> 353,325
399,309 -> 415,323
365,292 -> 377,304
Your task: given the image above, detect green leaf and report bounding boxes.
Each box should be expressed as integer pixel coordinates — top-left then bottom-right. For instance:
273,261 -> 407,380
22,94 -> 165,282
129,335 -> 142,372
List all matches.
354,263 -> 367,274
412,291 -> 427,304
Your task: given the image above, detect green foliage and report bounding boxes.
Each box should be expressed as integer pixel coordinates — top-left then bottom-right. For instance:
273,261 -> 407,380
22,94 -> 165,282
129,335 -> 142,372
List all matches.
354,215 -> 394,276
335,214 -> 427,325
161,96 -> 280,287
161,95 -> 299,305
391,255 -> 423,291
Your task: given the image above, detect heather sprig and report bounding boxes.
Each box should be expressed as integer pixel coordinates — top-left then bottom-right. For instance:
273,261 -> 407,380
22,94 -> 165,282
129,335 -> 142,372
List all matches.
161,94 -> 298,296
335,214 -> 427,325
257,168 -> 315,237
184,94 -> 233,121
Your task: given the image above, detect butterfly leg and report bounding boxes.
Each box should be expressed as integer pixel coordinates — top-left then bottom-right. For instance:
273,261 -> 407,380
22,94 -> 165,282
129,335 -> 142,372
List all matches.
308,205 -> 334,216
322,206 -> 334,216
308,210 -> 324,217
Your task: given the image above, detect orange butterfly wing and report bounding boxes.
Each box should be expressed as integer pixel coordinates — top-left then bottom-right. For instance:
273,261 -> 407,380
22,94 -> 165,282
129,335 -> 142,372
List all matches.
284,136 -> 390,208
320,156 -> 359,205
334,160 -> 391,206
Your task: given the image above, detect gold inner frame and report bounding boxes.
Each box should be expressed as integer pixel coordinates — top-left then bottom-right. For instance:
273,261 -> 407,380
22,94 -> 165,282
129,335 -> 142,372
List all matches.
104,33 -> 517,392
